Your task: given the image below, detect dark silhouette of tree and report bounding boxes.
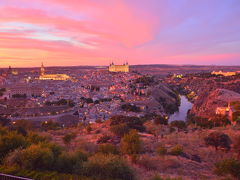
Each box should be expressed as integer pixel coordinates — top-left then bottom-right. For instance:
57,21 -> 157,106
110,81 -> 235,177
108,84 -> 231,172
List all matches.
204,131 -> 232,151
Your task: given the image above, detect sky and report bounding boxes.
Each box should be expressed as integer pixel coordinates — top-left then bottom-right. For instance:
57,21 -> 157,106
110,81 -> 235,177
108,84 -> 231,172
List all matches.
0,0 -> 240,67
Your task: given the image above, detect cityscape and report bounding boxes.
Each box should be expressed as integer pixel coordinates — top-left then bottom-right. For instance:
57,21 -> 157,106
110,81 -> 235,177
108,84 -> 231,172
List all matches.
0,0 -> 240,180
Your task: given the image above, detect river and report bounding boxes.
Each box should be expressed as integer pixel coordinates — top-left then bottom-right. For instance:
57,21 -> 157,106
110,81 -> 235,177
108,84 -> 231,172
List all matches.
169,96 -> 192,122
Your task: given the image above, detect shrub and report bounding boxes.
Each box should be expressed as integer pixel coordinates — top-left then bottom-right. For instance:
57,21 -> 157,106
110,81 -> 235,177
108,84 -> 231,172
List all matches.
169,145 -> 183,156
156,145 -> 167,156
21,144 -> 54,170
170,121 -> 186,130
110,115 -> 145,132
110,123 -> 130,137
120,129 -> 142,155
137,155 -> 158,171
98,144 -> 119,155
204,132 -> 232,151
0,131 -> 29,160
63,132 -> 77,146
27,132 -> 49,144
215,159 -> 240,179
154,116 -> 168,125
56,150 -> 88,173
97,135 -> 112,144
81,154 -> 135,180
86,125 -> 92,134
149,175 -> 183,180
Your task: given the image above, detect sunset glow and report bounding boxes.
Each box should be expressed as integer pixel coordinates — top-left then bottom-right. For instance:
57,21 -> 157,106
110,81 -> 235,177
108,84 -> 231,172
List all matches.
0,0 -> 240,67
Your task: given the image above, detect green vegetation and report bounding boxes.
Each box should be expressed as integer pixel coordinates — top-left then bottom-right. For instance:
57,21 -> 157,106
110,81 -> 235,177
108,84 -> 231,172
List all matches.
169,144 -> 183,156
63,132 -> 77,146
121,103 -> 141,112
204,131 -> 232,151
215,159 -> 240,179
45,99 -> 75,107
156,145 -> 167,156
97,144 -> 119,155
120,129 -> 142,156
170,121 -> 186,130
154,115 -> 168,125
0,128 -> 135,180
110,115 -> 145,134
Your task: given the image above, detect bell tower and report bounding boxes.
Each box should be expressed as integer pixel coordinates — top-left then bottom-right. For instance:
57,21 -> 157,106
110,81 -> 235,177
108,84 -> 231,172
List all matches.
40,63 -> 45,76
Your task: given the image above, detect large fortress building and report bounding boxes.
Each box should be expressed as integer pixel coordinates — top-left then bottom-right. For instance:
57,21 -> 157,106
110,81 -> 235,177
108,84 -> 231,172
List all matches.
39,63 -> 71,81
108,62 -> 129,73
211,70 -> 237,77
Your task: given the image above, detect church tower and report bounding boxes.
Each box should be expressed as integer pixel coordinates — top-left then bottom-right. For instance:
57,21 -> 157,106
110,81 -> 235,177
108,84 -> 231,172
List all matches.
40,63 -> 45,76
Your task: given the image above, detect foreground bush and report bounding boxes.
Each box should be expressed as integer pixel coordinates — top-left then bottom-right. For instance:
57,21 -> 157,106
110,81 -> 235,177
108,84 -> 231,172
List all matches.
81,154 -> 135,180
0,131 -> 29,161
120,130 -> 142,155
56,150 -> 88,173
215,158 -> 240,179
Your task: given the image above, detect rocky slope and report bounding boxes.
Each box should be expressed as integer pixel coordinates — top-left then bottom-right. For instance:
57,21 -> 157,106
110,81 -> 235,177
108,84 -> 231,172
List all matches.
191,89 -> 240,118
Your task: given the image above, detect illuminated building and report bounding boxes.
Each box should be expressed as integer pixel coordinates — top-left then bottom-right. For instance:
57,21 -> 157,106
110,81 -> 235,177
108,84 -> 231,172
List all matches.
39,63 -> 71,81
8,85 -> 43,98
108,62 -> 129,72
211,71 -> 236,77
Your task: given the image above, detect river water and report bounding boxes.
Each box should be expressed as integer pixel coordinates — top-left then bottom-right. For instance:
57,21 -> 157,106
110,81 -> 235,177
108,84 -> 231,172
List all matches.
169,96 -> 192,122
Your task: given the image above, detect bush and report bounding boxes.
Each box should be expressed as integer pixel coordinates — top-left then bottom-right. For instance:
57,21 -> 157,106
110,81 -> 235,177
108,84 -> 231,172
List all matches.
63,133 -> 77,146
149,175 -> 183,180
21,144 -> 54,170
204,131 -> 232,151
110,123 -> 130,137
156,145 -> 167,156
110,115 -> 145,132
98,144 -> 119,155
154,116 -> 168,125
56,150 -> 88,173
81,154 -> 135,180
86,125 -> 92,134
97,135 -> 112,144
215,159 -> 240,179
170,121 -> 186,130
169,145 -> 183,156
120,129 -> 142,155
0,131 -> 29,161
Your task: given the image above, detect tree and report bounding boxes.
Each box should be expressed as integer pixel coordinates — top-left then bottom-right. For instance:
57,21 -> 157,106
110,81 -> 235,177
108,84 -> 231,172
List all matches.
215,158 -> 240,179
120,129 -> 141,155
154,115 -> 168,125
0,131 -> 29,160
21,144 -> 54,170
110,115 -> 145,132
170,120 -> 186,130
0,116 -> 11,126
204,132 -> 232,151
